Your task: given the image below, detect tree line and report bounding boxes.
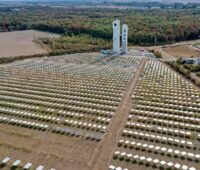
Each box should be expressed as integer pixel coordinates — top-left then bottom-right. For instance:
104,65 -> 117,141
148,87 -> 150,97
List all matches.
0,7 -> 199,46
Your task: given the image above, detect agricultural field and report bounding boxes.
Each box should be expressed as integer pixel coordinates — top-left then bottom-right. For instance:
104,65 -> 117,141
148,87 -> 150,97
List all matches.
0,51 -> 199,170
163,45 -> 200,58
146,40 -> 200,60
0,30 -> 59,57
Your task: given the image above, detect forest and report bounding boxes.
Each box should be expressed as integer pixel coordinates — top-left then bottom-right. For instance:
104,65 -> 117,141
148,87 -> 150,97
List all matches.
0,6 -> 200,51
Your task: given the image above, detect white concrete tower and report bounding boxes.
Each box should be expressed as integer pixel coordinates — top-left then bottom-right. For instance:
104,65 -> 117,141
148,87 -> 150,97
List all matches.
112,19 -> 120,53
122,24 -> 128,53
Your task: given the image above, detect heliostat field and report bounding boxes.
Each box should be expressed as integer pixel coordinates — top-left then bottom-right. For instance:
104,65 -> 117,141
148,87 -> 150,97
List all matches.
0,53 -> 199,170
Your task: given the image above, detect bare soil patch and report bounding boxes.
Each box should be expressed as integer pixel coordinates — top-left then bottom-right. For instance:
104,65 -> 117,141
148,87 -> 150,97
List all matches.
0,30 -> 59,58
163,45 -> 200,58
0,124 -> 97,170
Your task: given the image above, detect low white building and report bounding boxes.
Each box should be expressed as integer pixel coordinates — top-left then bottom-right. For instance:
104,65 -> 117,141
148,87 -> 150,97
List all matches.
182,58 -> 200,65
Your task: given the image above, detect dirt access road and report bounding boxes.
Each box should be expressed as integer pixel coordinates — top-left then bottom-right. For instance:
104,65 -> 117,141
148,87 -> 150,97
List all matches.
86,58 -> 147,170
